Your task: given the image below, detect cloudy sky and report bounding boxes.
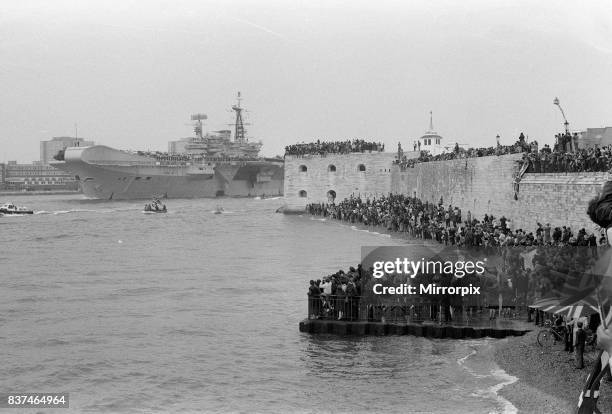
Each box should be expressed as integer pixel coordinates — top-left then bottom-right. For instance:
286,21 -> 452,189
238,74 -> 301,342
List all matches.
1,0 -> 611,161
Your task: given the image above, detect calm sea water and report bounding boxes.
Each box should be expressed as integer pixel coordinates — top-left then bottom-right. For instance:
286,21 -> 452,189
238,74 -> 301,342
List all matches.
0,195 -> 516,413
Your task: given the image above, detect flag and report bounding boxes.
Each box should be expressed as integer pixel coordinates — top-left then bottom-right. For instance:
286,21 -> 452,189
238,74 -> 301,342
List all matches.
577,350 -> 611,414
531,298 -> 607,319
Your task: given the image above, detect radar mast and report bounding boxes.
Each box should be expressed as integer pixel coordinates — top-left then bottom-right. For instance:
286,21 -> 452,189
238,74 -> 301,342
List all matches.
190,113 -> 208,139
232,92 -> 247,143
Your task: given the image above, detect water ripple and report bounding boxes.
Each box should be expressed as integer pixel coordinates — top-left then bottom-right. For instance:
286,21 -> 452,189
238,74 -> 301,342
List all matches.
1,195 -> 508,413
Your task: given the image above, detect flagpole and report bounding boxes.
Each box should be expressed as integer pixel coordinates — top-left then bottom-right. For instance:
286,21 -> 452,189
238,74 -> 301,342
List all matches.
596,286 -> 608,330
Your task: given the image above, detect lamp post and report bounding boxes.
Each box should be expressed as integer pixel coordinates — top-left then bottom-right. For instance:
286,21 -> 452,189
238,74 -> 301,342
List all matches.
553,97 -> 570,135
553,97 -> 572,152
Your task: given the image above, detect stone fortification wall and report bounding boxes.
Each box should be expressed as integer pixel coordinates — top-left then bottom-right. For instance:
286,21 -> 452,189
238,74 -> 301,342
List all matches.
283,152 -> 417,212
283,150 -> 608,231
517,173 -> 609,232
391,153 -> 523,221
392,153 -> 608,233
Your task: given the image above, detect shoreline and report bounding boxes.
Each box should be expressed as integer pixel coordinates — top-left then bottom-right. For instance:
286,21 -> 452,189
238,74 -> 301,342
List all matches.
305,213 -> 445,247
492,330 -> 612,413
457,341 -> 520,414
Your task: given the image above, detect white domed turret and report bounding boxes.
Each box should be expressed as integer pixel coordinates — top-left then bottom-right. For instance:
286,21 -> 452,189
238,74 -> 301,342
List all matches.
418,111 -> 445,155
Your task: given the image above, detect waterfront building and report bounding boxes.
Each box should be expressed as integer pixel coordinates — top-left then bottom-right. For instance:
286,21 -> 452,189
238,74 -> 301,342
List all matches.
2,160 -> 79,191
416,112 -> 446,156
576,127 -> 612,149
40,136 -> 94,165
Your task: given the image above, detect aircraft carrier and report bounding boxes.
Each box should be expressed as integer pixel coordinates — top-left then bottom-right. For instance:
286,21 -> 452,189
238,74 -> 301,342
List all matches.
52,93 -> 284,200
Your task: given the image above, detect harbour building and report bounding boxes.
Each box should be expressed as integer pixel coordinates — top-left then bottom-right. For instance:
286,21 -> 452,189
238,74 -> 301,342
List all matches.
0,136 -> 93,191
576,127 -> 612,149
0,160 -> 79,191
40,136 -> 94,165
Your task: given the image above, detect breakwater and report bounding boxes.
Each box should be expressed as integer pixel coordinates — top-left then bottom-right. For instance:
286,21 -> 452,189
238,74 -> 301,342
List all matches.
283,152 -> 608,232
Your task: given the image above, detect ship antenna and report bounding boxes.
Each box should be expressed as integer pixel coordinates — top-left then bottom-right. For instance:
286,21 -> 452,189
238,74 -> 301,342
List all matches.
232,91 -> 246,143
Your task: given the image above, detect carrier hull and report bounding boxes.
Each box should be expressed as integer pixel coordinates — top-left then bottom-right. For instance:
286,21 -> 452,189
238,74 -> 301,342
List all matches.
52,146 -> 284,200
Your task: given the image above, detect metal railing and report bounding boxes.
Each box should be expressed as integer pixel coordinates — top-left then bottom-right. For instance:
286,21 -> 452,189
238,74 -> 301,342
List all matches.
307,295 -> 526,325
308,295 -> 363,321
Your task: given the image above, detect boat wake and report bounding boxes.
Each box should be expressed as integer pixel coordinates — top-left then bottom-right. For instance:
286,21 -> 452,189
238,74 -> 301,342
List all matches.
55,210 -> 72,215
35,207 -> 142,215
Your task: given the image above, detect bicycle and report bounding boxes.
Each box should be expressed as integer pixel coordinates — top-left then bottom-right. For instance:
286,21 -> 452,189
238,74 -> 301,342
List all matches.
537,319 -> 566,348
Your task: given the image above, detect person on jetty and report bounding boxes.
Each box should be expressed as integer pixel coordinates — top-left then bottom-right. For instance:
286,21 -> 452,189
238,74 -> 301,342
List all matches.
306,190 -> 609,327
307,267 -> 367,321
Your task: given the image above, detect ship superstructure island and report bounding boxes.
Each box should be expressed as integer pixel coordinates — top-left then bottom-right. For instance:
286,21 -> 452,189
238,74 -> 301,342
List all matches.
52,93 -> 284,199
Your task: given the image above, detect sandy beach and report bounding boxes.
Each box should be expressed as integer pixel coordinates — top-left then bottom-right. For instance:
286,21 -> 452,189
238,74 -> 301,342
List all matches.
494,330 -> 612,413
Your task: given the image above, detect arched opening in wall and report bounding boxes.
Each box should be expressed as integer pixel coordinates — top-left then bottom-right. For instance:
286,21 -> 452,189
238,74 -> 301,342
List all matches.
328,164 -> 336,172
358,164 -> 366,172
298,190 -> 307,198
327,190 -> 336,203
299,165 -> 308,172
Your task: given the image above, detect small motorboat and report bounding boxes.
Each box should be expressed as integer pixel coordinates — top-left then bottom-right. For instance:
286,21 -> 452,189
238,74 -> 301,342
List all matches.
0,203 -> 34,215
213,206 -> 224,214
144,199 -> 167,213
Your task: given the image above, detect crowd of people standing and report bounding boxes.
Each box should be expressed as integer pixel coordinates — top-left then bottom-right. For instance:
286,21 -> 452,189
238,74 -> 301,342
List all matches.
285,139 -> 384,157
395,132 -> 612,174
307,194 -> 602,250
306,193 -> 605,327
396,143 -> 531,169
521,145 -> 612,173
305,194 -> 612,414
